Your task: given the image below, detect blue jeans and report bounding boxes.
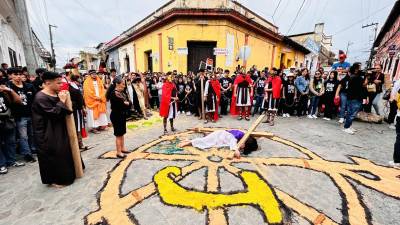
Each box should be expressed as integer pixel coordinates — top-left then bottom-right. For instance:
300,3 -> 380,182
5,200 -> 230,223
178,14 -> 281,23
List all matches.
339,93 -> 348,119
16,117 -> 35,156
253,95 -> 264,115
344,100 -> 362,129
309,96 -> 320,115
0,127 -> 17,167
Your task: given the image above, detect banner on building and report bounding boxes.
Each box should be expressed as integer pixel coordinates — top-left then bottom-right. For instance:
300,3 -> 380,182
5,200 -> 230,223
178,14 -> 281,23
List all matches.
177,48 -> 188,55
214,48 -> 227,55
226,33 -> 234,67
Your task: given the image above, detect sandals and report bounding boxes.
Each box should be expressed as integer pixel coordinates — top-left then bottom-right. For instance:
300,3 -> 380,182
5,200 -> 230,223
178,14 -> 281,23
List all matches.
116,153 -> 126,159
80,146 -> 90,151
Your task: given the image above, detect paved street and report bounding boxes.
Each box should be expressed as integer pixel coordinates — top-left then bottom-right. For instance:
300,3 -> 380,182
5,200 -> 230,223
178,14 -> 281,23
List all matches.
0,115 -> 399,225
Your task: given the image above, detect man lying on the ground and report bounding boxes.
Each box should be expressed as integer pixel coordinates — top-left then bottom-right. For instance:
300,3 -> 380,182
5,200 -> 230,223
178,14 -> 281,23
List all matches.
178,129 -> 258,158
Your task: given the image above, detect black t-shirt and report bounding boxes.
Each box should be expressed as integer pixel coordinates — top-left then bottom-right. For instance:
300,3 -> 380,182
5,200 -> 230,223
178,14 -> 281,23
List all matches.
324,79 -> 338,95
283,80 -> 296,96
150,80 -> 158,97
145,79 -> 151,89
0,92 -> 11,115
347,75 -> 366,101
10,82 -> 35,118
220,77 -> 233,90
185,83 -> 193,93
177,82 -> 186,95
339,75 -> 350,94
251,74 -> 258,83
255,77 -> 266,95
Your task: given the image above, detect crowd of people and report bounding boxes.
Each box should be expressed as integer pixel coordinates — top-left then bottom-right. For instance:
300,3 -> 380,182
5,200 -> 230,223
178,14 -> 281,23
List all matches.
0,49 -> 398,185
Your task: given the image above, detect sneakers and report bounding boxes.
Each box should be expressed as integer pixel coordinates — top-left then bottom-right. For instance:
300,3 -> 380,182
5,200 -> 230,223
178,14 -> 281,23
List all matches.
323,117 -> 331,121
9,161 -> 25,167
389,124 -> 396,130
282,113 -> 291,118
312,115 -> 318,119
186,112 -> 191,116
389,161 -> 400,168
282,114 -> 287,118
307,115 -> 313,119
0,166 -> 7,175
24,155 -> 37,163
343,128 -> 355,135
350,127 -> 358,133
338,118 -> 344,124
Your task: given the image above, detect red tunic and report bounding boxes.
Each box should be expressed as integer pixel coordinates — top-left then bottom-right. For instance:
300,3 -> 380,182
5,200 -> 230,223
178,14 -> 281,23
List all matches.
159,81 -> 176,118
210,79 -> 221,121
266,76 -> 282,99
230,74 -> 253,116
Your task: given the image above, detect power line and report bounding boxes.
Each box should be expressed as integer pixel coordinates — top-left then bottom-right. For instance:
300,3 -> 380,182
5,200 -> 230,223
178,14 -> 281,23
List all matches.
71,0 -> 119,32
41,0 -> 50,25
286,0 -> 306,35
277,0 -> 290,21
316,0 -> 329,22
331,3 -> 392,36
272,0 -> 282,19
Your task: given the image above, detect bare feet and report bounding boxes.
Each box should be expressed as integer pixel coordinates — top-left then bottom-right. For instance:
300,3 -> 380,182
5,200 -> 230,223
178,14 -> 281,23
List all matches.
50,184 -> 66,189
234,150 -> 241,159
178,140 -> 191,148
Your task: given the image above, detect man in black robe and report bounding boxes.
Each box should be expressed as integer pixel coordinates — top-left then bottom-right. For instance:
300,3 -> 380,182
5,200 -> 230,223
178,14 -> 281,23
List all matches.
32,72 -> 77,187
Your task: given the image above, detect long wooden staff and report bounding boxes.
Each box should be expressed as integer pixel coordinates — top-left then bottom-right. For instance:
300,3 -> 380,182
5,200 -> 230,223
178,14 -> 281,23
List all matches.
65,92 -> 84,178
236,114 -> 266,151
201,78 -> 205,120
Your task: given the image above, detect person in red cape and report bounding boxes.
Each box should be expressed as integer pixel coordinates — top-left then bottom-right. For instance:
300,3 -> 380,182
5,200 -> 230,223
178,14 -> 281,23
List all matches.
204,73 -> 221,123
231,71 -> 253,121
159,72 -> 179,134
262,68 -> 282,126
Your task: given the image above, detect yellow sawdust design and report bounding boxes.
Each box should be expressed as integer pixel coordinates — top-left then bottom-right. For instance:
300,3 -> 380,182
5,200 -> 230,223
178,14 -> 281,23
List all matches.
86,128 -> 400,225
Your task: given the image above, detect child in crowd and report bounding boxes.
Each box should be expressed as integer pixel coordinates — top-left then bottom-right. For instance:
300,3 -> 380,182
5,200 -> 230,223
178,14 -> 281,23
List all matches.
323,71 -> 339,120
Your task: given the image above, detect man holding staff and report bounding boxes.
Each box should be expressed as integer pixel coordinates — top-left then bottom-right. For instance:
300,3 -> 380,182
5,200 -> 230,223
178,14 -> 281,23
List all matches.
32,72 -> 84,188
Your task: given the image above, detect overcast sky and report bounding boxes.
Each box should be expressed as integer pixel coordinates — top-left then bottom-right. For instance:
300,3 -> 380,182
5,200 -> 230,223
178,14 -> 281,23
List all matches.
26,0 -> 395,68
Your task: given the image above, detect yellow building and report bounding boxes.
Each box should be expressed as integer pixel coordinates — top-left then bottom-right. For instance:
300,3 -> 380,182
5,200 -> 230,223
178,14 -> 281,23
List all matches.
105,0 -> 309,74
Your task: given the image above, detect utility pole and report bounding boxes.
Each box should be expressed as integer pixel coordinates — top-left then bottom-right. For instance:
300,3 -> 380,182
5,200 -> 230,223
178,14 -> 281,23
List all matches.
14,0 -> 38,74
346,41 -> 354,56
49,24 -> 57,71
362,22 -> 379,68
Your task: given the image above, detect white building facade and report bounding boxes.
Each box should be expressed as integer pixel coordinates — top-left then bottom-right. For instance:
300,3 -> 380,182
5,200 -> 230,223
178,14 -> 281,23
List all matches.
0,1 -> 26,67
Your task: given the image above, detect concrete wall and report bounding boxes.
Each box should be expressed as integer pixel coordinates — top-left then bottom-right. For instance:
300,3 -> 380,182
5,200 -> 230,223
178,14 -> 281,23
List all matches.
0,11 -> 26,67
107,49 -> 120,74
118,42 -> 135,73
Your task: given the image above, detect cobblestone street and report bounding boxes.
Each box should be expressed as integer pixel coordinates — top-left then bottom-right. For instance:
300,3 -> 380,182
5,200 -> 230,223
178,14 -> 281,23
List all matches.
0,115 -> 399,225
